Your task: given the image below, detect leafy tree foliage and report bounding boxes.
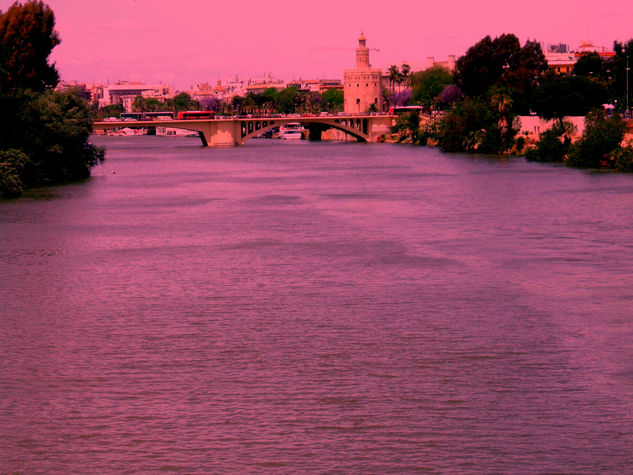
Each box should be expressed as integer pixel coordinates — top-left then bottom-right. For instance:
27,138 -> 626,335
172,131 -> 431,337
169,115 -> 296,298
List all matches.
0,1 -> 103,198
439,84 -> 463,107
168,92 -> 200,112
132,95 -> 170,112
277,87 -> 301,114
0,148 -> 28,197
611,40 -> 633,112
613,146 -> 633,172
532,75 -> 607,121
391,111 -> 420,143
438,97 -> 508,153
0,89 -> 103,187
322,88 -> 343,112
573,52 -> 606,78
0,0 -> 59,92
94,103 -> 124,119
410,66 -> 453,108
567,109 -> 626,168
525,121 -> 576,162
454,34 -> 547,114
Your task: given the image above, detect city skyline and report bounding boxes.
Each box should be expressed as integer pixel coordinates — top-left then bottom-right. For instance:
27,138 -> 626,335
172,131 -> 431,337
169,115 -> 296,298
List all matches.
2,0 -> 632,89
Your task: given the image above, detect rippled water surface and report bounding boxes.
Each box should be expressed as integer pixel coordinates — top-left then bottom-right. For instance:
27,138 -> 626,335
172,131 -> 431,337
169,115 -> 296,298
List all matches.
2,136 -> 633,473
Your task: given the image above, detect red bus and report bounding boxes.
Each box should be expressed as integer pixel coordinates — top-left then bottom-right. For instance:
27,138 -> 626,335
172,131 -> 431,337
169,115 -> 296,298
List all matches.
176,111 -> 215,120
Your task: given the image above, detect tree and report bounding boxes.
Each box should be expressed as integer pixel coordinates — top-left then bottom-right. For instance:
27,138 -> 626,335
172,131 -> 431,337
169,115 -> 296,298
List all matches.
400,63 -> 411,91
612,40 -> 633,113
438,97 -> 504,153
532,75 -> 607,122
573,52 -> 605,78
95,103 -> 124,119
200,96 -> 222,113
169,92 -> 199,112
0,2 -> 103,197
455,33 -> 547,111
439,84 -> 463,107
0,0 -> 59,92
391,111 -> 420,143
525,120 -> 576,162
388,65 -> 400,95
132,96 -> 169,112
410,66 -> 453,108
490,86 -> 514,147
322,88 -> 343,113
277,86 -> 300,114
567,109 -> 626,168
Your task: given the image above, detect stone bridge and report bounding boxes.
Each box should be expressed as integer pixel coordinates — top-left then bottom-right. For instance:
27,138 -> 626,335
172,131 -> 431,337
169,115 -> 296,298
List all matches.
93,115 -> 394,147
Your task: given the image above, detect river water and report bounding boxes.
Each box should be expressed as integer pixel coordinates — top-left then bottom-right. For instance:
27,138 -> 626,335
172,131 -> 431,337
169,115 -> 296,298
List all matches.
1,136 -> 633,473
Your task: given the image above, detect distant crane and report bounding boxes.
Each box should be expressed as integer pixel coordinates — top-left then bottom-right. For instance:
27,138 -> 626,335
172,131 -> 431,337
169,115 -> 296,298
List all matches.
310,47 -> 381,53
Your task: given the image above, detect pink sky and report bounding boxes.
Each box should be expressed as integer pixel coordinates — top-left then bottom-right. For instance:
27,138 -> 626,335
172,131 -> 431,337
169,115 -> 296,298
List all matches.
3,0 -> 633,90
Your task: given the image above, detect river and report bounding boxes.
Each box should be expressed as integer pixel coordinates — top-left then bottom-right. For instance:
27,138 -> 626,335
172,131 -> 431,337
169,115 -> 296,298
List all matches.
2,136 -> 633,473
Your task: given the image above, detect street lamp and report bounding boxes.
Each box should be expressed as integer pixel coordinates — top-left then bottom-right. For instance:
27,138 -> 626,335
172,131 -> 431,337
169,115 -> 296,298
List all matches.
626,56 -> 630,117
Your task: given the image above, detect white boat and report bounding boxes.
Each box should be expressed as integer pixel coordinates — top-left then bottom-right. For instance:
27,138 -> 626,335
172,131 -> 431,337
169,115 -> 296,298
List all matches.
279,122 -> 304,140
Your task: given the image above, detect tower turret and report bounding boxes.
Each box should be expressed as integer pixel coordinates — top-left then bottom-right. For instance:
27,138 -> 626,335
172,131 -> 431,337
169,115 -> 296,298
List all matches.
356,32 -> 370,69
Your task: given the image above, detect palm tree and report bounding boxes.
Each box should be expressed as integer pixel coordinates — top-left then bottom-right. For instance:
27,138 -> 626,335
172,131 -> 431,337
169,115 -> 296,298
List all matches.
401,63 -> 411,91
388,65 -> 400,95
491,88 -> 513,148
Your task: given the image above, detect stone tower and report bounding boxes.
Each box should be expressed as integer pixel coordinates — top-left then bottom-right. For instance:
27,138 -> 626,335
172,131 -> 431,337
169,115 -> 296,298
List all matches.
344,33 -> 383,114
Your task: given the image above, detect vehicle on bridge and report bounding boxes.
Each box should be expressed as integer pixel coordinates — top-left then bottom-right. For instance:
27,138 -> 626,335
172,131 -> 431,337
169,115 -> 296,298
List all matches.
388,105 -> 423,115
144,111 -> 173,120
176,111 -> 215,120
120,112 -> 174,121
120,112 -> 143,121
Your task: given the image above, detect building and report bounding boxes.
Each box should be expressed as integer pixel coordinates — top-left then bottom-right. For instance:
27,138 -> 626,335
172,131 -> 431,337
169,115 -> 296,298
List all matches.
424,56 -> 456,72
91,82 -> 174,111
319,79 -> 344,93
344,33 -> 383,114
545,41 -> 616,75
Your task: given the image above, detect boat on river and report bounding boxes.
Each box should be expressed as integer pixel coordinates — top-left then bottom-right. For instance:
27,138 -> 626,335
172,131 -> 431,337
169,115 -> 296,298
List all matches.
278,123 -> 304,140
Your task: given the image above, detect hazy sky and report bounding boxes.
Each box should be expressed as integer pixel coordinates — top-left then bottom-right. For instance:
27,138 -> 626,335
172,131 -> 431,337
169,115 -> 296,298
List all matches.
3,0 -> 632,90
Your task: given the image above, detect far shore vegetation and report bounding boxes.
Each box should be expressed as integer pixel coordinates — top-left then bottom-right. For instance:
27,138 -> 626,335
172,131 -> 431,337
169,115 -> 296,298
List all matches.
390,33 -> 633,172
3,2 -> 633,199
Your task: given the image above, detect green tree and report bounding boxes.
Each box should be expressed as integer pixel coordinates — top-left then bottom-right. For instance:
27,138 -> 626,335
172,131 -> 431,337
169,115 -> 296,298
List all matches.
277,86 -> 300,114
0,0 -> 59,92
567,109 -> 626,168
388,65 -> 400,95
391,111 -> 420,143
132,95 -> 169,112
322,88 -> 343,112
573,52 -> 606,78
613,146 -> 633,171
169,92 -> 200,112
532,75 -> 607,122
525,120 -> 576,162
95,103 -> 124,119
490,86 -> 514,147
0,148 -> 28,197
400,63 -> 411,91
410,66 -> 453,108
438,97 -> 506,153
0,2 -> 103,198
455,33 -> 547,111
612,40 -> 633,113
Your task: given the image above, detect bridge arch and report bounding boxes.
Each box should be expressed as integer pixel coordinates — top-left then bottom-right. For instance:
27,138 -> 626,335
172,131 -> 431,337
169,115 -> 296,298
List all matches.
240,118 -> 370,143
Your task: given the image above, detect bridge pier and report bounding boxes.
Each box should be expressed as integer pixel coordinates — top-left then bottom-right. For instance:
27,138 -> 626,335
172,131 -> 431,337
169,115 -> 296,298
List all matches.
194,121 -> 243,147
